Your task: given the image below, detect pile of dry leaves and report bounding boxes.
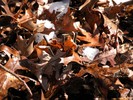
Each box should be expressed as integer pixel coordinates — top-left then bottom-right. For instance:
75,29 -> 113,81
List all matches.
0,0 -> 133,99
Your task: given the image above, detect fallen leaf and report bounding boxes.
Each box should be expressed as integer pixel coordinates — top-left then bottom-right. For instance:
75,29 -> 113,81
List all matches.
60,51 -> 82,66
20,49 -> 65,93
17,9 -> 37,31
49,39 -> 62,49
1,0 -> 14,18
35,45 -> 51,61
95,47 -> 117,67
43,0 -> 70,19
77,27 -> 104,47
36,19 -> 55,33
0,46 -> 29,98
55,9 -> 80,32
119,88 -> 130,97
0,45 -> 19,58
16,35 -> 35,57
63,34 -> 77,51
82,46 -> 99,61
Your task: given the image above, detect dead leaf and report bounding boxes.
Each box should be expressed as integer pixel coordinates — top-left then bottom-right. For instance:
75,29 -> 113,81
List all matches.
0,45 -> 19,58
60,51 -> 82,66
115,79 -> 124,87
17,9 -> 37,31
36,19 -> 55,33
49,39 -> 62,49
55,9 -> 79,32
103,14 -> 124,42
41,90 -> 46,100
1,0 -> 14,18
95,47 -> 117,67
103,5 -> 124,19
16,35 -> 35,57
20,49 -> 64,93
0,69 -> 23,98
43,0 -> 70,19
0,0 -> 132,99
0,46 -> 29,98
63,34 -> 77,51
77,27 -> 104,47
35,45 -> 51,61
82,46 -> 99,61
84,9 -> 104,35
119,88 -> 130,97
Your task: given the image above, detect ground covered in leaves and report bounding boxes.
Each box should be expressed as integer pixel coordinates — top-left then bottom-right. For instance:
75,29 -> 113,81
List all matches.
0,0 -> 133,100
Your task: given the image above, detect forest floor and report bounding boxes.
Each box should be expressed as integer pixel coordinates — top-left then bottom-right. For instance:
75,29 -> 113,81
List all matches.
0,0 -> 133,100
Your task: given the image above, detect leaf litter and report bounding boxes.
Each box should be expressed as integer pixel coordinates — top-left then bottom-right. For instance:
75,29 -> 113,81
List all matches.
0,0 -> 133,99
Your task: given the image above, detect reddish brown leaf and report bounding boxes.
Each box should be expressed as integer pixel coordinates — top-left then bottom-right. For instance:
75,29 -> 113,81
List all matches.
0,45 -> 19,58
0,46 -> 29,98
77,27 -> 104,47
60,51 -> 82,66
119,88 -> 130,97
0,0 -> 132,99
1,0 -> 14,17
49,39 -> 62,49
17,9 -> 37,31
63,35 -> 77,51
54,9 -> 80,32
16,35 -> 35,57
35,45 -> 51,61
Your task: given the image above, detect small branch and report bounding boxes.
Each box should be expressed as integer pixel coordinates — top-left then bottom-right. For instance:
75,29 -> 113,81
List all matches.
43,36 -> 55,56
18,74 -> 39,85
0,64 -> 33,96
72,31 -> 78,43
79,0 -> 98,10
43,35 -> 49,45
47,46 -> 55,56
